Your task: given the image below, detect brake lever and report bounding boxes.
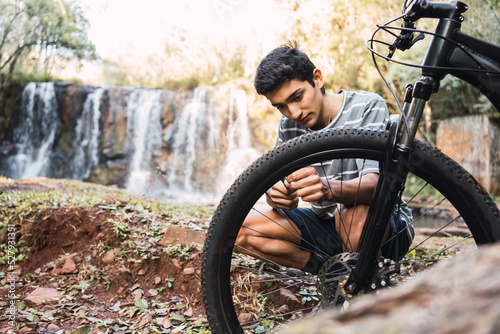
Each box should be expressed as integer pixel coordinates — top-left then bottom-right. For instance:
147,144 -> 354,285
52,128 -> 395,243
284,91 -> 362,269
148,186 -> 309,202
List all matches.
387,31 -> 425,58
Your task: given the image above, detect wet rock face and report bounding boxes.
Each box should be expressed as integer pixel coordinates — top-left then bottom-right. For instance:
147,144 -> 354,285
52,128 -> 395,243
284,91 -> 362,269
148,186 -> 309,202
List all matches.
0,82 -> 188,188
0,82 -> 266,197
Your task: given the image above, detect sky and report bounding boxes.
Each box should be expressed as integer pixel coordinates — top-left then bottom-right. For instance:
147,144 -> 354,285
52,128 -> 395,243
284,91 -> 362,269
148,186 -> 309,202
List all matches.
80,0 -> 283,63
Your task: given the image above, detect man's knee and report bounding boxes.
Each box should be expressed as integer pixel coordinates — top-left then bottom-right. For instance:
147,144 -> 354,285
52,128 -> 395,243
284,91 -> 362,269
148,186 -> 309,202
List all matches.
235,213 -> 267,252
235,224 -> 253,252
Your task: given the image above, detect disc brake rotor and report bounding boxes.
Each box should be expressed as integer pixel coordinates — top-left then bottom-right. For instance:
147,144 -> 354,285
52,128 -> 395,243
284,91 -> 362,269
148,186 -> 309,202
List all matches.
316,252 -> 360,308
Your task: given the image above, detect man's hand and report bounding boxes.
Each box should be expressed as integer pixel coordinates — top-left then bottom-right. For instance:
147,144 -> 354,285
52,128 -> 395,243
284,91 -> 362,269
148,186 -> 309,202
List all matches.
266,180 -> 299,209
286,167 -> 330,203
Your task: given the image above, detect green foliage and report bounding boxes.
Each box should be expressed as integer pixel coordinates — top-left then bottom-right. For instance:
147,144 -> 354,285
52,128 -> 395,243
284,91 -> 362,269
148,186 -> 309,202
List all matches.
162,76 -> 201,92
298,286 -> 319,304
0,0 -> 97,86
166,244 -> 192,261
403,173 -> 441,200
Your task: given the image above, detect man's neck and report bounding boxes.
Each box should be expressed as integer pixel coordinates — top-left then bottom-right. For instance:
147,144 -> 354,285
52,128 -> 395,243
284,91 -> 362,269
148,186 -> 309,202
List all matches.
317,92 -> 343,130
330,92 -> 344,122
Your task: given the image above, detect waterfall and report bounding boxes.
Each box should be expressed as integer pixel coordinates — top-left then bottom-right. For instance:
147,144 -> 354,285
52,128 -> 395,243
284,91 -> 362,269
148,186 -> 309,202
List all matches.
125,89 -> 164,194
216,89 -> 260,195
71,88 -> 104,180
5,82 -> 59,179
167,87 -> 205,191
154,86 -> 221,202
1,82 -> 265,204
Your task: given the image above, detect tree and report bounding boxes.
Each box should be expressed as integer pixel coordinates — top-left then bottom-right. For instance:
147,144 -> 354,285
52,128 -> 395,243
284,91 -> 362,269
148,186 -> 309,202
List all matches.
0,0 -> 97,87
276,0 -> 401,97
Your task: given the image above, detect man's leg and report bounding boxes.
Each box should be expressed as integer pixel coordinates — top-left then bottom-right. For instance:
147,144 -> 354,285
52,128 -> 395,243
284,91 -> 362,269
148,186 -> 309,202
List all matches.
235,209 -> 310,269
335,204 -> 390,252
335,204 -> 368,252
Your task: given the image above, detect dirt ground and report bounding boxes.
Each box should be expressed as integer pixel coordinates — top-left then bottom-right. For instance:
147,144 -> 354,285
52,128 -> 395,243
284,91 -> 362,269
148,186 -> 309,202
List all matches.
0,178 -> 211,333
0,177 -> 483,334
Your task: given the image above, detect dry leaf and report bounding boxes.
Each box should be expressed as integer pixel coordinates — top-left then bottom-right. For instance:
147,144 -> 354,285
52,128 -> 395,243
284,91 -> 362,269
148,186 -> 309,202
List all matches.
183,306 -> 193,317
162,317 -> 172,328
138,313 -> 153,327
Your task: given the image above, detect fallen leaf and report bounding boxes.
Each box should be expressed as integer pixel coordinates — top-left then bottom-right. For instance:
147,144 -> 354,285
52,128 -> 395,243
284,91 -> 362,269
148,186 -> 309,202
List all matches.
172,325 -> 186,333
183,306 -> 193,317
170,313 -> 186,324
162,316 -> 172,328
71,325 -> 93,334
135,298 -> 149,310
280,288 -> 300,303
138,313 -> 153,327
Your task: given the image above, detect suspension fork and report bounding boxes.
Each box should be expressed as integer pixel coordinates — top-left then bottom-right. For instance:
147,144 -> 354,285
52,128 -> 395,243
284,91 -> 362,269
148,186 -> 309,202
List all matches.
345,76 -> 436,294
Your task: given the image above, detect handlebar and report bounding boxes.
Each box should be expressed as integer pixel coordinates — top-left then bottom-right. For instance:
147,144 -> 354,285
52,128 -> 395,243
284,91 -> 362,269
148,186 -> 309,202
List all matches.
403,0 -> 468,22
388,0 -> 468,58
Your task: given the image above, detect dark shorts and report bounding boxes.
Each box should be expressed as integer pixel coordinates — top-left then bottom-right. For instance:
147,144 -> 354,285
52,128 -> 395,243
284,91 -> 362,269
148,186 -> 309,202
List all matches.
284,207 -> 412,261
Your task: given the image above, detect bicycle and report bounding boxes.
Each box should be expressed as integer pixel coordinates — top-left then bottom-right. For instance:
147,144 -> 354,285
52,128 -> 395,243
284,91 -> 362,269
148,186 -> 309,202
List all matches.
201,1 -> 500,333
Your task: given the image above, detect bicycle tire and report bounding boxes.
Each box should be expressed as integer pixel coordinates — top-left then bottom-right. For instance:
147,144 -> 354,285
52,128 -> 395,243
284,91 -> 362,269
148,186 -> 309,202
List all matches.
202,127 -> 500,334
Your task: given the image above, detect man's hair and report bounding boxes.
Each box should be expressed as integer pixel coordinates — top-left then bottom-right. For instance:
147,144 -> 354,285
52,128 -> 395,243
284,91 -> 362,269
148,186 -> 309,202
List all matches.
254,41 -> 325,96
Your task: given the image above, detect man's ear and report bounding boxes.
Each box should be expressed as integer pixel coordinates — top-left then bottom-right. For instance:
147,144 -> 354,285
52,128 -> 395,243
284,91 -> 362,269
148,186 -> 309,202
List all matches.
313,68 -> 324,88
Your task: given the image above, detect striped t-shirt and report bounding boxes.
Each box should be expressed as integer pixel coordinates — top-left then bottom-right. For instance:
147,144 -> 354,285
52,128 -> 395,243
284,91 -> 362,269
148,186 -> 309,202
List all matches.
275,90 -> 413,231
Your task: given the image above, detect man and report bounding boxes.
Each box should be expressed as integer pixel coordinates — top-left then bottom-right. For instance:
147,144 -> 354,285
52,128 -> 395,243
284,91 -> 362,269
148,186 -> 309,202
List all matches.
236,43 -> 413,274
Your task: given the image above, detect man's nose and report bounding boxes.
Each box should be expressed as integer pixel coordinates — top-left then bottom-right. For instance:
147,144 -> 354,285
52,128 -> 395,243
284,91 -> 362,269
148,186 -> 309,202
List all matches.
289,104 -> 302,120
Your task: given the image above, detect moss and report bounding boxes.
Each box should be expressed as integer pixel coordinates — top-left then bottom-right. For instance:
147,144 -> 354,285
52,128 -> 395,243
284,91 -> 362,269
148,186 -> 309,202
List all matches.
90,167 -> 110,185
162,76 -> 200,92
58,130 -> 76,157
0,81 -> 24,142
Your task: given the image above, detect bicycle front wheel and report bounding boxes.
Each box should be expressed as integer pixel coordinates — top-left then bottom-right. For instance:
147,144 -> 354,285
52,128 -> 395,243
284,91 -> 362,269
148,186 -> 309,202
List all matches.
202,127 -> 500,333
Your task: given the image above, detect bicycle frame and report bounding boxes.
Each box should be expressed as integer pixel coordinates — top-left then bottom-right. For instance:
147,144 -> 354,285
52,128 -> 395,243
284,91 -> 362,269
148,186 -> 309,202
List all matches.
346,0 -> 500,294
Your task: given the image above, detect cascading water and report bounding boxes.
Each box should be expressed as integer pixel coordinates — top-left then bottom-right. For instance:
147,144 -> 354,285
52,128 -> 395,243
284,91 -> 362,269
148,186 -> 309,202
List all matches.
125,89 -> 164,194
216,89 -> 260,196
162,86 -> 221,201
5,82 -> 60,179
71,88 -> 104,180
1,82 -> 265,204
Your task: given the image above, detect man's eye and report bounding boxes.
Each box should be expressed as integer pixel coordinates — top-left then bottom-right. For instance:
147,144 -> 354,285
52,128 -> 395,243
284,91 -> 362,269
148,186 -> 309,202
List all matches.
294,94 -> 302,101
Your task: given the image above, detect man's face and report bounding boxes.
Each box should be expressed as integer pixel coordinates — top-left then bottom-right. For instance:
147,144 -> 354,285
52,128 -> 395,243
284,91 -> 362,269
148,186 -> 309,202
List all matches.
265,78 -> 325,130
